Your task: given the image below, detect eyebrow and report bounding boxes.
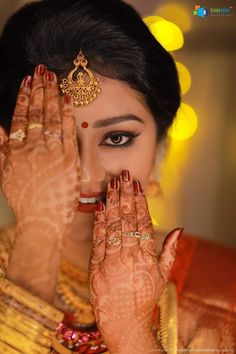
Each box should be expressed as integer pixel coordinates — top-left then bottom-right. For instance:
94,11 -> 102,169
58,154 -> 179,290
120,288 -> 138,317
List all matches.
92,114 -> 144,128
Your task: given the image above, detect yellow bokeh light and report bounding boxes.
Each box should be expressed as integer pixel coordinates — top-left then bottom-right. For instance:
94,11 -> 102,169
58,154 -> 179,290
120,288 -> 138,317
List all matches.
168,103 -> 198,140
144,17 -> 184,51
143,16 -> 164,27
154,3 -> 192,33
175,61 -> 191,95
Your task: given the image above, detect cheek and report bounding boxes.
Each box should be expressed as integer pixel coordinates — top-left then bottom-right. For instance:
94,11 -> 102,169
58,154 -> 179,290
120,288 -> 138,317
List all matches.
97,139 -> 156,189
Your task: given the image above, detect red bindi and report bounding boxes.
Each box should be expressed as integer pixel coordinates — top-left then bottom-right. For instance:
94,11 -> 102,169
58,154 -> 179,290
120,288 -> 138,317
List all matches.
81,121 -> 89,129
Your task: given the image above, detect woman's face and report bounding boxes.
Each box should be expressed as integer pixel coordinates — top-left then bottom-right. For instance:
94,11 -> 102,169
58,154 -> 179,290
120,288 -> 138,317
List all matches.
74,75 -> 158,211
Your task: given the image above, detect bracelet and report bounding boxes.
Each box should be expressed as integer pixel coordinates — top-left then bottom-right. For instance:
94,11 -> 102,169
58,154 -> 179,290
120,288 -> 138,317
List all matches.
0,299 -> 53,341
0,278 -> 63,325
60,258 -> 88,285
0,322 -> 51,354
0,339 -> 20,354
0,292 -> 60,331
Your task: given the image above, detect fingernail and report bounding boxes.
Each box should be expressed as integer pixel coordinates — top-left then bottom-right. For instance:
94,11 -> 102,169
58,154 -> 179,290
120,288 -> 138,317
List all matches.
96,201 -> 104,212
133,180 -> 143,194
63,95 -> 71,104
110,177 -> 118,190
174,227 -> 184,247
121,170 -> 130,182
36,64 -> 46,76
47,71 -> 55,82
21,75 -> 32,88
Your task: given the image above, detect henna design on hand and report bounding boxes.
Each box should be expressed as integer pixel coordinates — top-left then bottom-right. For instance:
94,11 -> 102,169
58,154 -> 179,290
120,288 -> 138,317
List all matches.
89,171 -> 183,353
0,66 -> 80,301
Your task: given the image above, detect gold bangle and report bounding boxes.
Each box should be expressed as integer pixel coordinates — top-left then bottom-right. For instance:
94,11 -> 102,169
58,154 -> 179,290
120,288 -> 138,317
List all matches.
60,258 -> 88,285
0,278 -> 63,324
0,339 -> 20,354
0,300 -> 53,345
1,293 -> 60,331
0,322 -> 51,354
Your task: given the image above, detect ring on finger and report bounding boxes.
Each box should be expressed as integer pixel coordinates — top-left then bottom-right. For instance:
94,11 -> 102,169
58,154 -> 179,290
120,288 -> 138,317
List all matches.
9,129 -> 26,142
43,129 -> 63,140
28,123 -> 43,130
123,231 -> 140,238
106,237 -> 121,247
138,233 -> 153,244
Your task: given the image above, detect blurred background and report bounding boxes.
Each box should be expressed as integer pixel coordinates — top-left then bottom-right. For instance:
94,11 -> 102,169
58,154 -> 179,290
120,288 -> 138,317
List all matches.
0,0 -> 235,247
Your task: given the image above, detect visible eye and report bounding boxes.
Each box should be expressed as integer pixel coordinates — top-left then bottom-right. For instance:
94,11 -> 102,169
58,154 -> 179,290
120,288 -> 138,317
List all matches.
100,131 -> 140,148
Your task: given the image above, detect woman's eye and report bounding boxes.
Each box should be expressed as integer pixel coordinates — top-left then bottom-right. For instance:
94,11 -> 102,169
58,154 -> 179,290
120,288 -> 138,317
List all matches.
100,132 -> 139,147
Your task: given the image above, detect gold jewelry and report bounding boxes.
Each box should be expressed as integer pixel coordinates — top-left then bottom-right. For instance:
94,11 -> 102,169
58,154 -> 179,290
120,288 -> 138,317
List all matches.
157,282 -> 178,354
28,123 -> 43,130
107,236 -> 121,246
0,278 -> 63,325
60,258 -> 88,285
0,299 -> 53,340
43,129 -> 63,140
56,280 -> 95,326
9,129 -> 26,142
60,51 -> 101,106
123,231 -> 140,238
0,322 -> 50,354
138,232 -> 153,243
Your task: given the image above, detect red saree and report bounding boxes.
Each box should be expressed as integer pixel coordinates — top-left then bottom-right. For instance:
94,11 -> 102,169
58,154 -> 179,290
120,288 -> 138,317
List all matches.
170,234 -> 236,351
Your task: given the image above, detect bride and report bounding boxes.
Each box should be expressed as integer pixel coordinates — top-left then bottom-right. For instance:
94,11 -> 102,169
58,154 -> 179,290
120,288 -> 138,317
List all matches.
0,0 -> 235,353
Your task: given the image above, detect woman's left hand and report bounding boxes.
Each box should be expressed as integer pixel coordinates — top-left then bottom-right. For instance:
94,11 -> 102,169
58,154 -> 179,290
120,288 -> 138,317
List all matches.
89,170 -> 182,354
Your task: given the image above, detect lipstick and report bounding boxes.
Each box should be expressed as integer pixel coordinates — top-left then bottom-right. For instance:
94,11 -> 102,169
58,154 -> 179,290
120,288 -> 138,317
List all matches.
78,192 -> 105,213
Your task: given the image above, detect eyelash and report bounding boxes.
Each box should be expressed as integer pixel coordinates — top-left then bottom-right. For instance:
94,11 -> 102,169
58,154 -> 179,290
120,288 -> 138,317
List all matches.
100,131 -> 140,148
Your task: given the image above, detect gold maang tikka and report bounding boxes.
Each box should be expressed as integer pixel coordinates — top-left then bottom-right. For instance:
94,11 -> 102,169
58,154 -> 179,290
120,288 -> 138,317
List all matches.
60,51 -> 101,106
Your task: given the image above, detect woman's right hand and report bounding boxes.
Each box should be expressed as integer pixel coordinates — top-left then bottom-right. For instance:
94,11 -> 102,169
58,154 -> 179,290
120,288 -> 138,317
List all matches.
0,65 -> 80,300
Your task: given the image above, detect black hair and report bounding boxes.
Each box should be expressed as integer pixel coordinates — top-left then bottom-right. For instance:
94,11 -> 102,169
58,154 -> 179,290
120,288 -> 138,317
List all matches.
0,0 -> 180,139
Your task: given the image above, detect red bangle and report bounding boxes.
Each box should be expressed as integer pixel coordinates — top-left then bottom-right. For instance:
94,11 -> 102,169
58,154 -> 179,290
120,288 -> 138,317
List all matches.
55,322 -> 107,353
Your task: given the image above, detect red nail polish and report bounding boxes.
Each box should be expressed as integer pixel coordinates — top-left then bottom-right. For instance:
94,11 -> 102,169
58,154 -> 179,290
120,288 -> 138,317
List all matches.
63,95 -> 71,104
21,75 -> 32,88
36,64 -> 46,76
47,71 -> 54,82
96,201 -> 104,212
121,170 -> 130,182
110,177 -> 118,189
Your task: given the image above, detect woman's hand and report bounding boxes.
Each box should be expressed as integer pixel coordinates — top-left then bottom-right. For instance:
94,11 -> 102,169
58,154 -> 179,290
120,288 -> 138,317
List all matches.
0,65 -> 79,301
89,170 -> 182,354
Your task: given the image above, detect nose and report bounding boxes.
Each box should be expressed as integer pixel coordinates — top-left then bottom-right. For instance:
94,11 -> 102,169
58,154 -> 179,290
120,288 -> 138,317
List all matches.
79,144 -> 106,191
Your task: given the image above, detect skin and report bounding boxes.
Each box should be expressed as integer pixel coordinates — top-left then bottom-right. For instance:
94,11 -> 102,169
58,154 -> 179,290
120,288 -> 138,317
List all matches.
0,66 -> 182,353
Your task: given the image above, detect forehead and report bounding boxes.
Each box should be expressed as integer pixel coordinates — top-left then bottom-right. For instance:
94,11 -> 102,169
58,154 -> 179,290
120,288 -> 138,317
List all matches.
73,75 -> 153,123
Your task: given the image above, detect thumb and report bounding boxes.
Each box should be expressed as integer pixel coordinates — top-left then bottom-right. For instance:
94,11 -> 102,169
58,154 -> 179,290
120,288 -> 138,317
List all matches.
158,227 -> 183,282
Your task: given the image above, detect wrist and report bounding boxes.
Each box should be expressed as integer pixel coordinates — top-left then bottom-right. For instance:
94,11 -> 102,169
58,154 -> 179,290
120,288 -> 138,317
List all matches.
6,218 -> 64,302
107,327 -> 164,354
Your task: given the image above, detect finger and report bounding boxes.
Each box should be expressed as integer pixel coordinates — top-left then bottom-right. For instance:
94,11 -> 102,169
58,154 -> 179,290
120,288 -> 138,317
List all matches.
0,126 -> 9,171
9,75 -> 31,148
91,201 -> 106,265
120,170 -> 138,248
134,180 -> 155,256
26,64 -> 46,143
105,177 -> 122,255
61,95 -> 77,154
158,228 -> 183,282
44,71 -> 63,151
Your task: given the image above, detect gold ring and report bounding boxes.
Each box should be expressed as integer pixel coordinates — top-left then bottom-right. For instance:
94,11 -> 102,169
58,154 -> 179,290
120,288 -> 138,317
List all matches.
123,231 -> 140,238
28,123 -> 43,129
139,233 -> 153,243
9,129 -> 26,142
107,237 -> 121,247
